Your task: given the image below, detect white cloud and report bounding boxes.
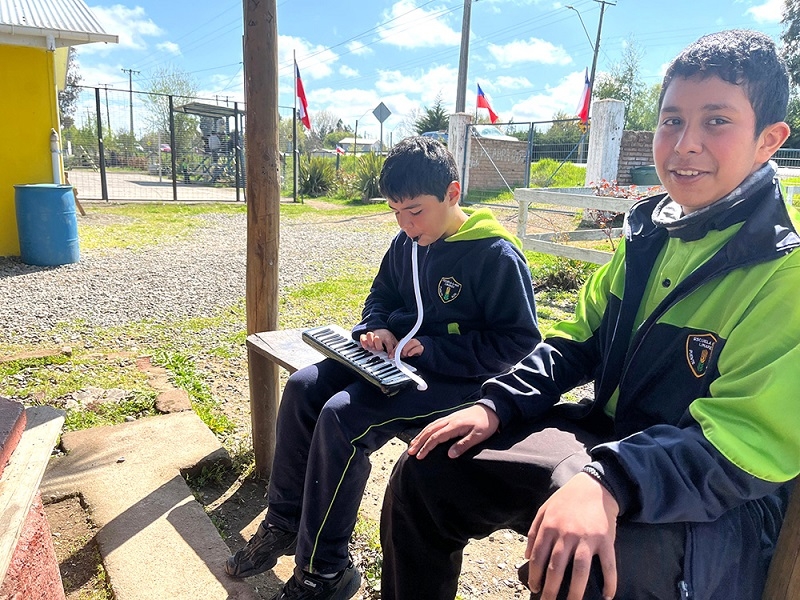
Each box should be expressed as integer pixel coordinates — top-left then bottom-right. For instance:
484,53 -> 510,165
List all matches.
280,35 -> 339,80
339,65 -> 360,78
488,38 -> 572,67
509,70 -> 587,122
156,41 -> 181,56
346,41 -> 373,56
84,5 -> 162,53
375,64 -> 458,107
746,0 -> 784,24
495,76 -> 533,90
377,0 -> 461,49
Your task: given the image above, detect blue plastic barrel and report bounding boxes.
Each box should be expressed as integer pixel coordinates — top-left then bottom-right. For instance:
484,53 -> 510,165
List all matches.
14,184 -> 80,266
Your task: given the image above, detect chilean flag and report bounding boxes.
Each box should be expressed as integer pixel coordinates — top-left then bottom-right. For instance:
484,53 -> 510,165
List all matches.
476,84 -> 499,124
576,68 -> 591,124
296,61 -> 311,130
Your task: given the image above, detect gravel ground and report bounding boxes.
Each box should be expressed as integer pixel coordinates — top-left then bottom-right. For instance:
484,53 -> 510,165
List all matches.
0,211 -> 395,345
0,207 -> 531,599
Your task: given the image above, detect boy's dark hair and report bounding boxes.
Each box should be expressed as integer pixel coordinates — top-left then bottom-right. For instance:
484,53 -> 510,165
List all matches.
659,29 -> 789,135
379,136 -> 459,202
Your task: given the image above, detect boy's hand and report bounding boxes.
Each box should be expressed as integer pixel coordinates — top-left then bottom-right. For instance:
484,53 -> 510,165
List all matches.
360,329 -> 398,354
390,337 -> 424,359
525,472 -> 619,600
407,404 -> 499,460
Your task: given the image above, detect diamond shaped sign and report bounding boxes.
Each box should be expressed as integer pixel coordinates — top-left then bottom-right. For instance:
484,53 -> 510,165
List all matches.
373,102 -> 391,123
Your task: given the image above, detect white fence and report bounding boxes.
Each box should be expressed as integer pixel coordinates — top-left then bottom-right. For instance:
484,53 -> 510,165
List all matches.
515,187 -> 636,265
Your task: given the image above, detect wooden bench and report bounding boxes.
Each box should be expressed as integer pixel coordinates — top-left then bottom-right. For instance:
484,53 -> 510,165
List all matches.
246,330 -> 799,598
763,480 -> 800,599
246,328 -> 420,445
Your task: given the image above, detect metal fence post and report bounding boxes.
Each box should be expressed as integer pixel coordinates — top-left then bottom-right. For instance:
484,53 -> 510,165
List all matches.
169,95 -> 178,201
95,88 -> 109,201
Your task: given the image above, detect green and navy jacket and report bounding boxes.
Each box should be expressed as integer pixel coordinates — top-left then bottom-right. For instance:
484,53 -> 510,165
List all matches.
352,207 -> 539,380
482,172 -> 800,598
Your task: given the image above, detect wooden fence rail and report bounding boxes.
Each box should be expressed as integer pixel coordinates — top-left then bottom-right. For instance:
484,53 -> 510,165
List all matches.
515,187 -> 636,265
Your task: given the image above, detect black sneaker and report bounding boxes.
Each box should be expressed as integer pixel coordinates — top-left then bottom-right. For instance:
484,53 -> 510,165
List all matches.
271,562 -> 361,599
225,523 -> 297,578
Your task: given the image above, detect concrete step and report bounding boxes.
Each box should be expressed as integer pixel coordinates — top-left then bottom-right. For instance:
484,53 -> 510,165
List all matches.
40,411 -> 259,600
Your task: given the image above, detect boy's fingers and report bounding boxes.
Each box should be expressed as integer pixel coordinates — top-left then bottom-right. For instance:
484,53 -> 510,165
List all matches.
599,543 -> 618,600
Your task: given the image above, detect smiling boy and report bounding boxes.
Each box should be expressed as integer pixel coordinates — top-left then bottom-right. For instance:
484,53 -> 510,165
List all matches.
225,136 -> 540,600
380,30 -> 800,600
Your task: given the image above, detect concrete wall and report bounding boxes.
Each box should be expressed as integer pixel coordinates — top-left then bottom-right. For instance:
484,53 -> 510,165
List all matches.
0,44 -> 61,257
616,130 -> 655,185
467,138 -> 528,193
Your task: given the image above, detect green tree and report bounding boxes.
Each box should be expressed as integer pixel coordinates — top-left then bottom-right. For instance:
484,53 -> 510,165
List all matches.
58,47 -> 82,129
414,95 -> 449,133
308,109 -> 342,149
785,92 -> 800,148
143,66 -> 199,155
782,0 -> 800,87
594,36 -> 648,129
626,82 -> 661,131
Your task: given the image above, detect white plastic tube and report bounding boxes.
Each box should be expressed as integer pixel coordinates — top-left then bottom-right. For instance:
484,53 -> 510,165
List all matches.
393,240 -> 428,391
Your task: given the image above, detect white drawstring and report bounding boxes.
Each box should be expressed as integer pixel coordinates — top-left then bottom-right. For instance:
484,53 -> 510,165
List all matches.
393,240 -> 428,391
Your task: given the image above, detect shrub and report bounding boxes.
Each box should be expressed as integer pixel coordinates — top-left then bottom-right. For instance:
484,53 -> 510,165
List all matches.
528,251 -> 597,291
356,153 -> 385,202
299,157 -> 336,197
333,171 -> 359,200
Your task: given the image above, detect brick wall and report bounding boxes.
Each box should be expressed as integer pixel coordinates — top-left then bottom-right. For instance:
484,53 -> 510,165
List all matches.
465,131 -> 655,190
617,130 -> 655,184
467,138 -> 528,192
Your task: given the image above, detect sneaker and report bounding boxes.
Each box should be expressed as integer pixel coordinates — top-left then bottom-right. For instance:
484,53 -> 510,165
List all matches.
225,523 -> 297,578
271,562 -> 361,599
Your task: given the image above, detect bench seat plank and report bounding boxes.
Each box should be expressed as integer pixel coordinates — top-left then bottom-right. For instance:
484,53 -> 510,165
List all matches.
247,329 -> 324,374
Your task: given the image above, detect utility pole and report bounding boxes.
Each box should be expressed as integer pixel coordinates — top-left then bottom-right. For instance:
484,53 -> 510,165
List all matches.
121,68 -> 140,137
243,0 -> 281,478
588,1 -> 615,116
454,0 -> 473,113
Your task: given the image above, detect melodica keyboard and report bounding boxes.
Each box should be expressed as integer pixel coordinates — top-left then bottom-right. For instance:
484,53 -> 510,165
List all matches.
302,324 -> 415,396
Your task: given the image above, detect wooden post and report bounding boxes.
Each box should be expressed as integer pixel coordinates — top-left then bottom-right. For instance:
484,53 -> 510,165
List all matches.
244,0 -> 281,478
762,481 -> 800,599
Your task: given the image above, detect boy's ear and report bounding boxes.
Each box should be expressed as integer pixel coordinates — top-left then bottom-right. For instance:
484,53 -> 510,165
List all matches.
756,121 -> 791,163
445,181 -> 461,204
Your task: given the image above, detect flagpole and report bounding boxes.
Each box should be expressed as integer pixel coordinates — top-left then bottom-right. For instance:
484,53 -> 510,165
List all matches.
293,50 -> 298,203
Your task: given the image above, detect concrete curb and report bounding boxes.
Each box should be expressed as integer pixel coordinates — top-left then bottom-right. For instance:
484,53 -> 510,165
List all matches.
41,412 -> 259,600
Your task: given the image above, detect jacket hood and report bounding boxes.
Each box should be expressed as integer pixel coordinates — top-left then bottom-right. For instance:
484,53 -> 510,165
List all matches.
445,207 -> 523,250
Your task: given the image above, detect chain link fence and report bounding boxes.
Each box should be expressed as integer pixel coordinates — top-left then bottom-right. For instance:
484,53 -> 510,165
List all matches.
63,86 -> 250,202
463,119 -> 589,205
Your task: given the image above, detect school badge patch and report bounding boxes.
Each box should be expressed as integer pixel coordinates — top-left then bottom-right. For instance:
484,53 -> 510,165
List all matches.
686,333 -> 717,378
438,277 -> 462,303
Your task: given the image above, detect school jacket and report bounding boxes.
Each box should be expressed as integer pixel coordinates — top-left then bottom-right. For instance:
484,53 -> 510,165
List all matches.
352,207 -> 539,380
481,176 -> 800,599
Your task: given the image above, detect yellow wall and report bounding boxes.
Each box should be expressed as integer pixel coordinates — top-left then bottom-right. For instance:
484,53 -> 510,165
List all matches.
0,45 -> 60,257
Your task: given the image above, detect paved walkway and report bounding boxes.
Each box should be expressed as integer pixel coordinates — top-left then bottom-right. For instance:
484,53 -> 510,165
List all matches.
40,412 -> 259,600
68,170 -> 246,202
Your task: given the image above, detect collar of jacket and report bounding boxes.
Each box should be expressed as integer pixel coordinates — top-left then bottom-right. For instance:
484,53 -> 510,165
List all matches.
626,177 -> 800,261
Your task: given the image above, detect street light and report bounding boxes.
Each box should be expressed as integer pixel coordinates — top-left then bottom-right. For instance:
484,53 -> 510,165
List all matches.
565,1 -> 614,118
565,5 -> 594,51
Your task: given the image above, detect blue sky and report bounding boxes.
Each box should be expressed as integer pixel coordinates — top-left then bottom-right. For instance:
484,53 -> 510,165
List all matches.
75,0 -> 785,140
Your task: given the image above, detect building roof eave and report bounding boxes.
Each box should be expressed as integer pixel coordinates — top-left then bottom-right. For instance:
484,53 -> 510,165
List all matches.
0,23 -> 118,48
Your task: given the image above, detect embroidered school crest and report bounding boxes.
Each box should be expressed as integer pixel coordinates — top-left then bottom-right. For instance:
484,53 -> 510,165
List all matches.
438,277 -> 462,303
686,333 -> 717,378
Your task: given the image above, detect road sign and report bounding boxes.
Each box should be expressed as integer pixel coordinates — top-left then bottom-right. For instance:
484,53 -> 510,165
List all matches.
373,102 -> 391,123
